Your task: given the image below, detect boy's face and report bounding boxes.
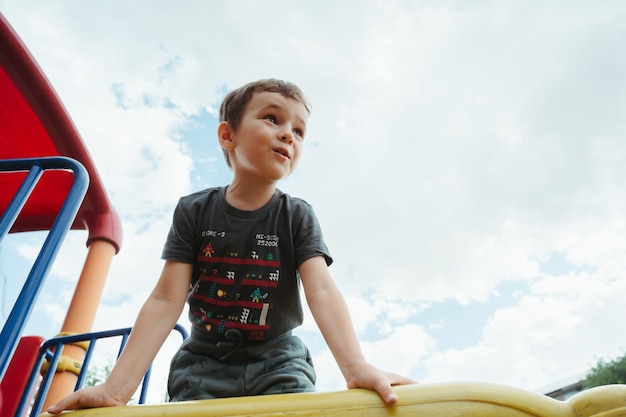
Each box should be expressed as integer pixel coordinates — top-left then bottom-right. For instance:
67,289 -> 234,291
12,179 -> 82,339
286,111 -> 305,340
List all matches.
222,91 -> 309,182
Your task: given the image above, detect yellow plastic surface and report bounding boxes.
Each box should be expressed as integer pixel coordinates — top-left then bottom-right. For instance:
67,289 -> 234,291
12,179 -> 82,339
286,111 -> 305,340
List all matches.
39,382 -> 626,417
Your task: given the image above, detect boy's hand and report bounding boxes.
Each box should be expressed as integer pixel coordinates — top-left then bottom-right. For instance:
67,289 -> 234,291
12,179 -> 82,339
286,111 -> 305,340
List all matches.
46,384 -> 126,414
344,362 -> 417,405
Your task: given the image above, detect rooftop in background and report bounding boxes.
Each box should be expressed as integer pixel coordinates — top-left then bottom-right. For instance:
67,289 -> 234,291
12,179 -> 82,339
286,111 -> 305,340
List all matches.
538,372 -> 586,401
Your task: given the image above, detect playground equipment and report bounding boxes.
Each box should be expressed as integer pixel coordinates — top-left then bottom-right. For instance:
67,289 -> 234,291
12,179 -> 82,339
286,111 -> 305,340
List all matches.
0,11 -> 123,416
38,382 -> 626,417
1,11 -> 625,417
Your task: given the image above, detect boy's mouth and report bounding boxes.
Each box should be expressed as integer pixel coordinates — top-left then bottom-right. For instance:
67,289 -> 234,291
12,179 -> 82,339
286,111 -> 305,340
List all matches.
273,147 -> 290,159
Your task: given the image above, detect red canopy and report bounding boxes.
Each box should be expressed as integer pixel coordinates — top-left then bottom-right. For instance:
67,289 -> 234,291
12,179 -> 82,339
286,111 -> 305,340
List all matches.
0,13 -> 121,252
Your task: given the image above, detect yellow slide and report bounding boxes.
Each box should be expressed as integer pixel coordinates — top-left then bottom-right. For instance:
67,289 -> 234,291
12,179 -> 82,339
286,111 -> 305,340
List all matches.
39,382 -> 626,417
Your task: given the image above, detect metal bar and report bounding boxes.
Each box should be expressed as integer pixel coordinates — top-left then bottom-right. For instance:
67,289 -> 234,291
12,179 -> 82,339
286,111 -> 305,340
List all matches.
25,325 -> 188,416
15,344 -> 48,417
0,164 -> 42,240
75,336 -> 97,390
30,342 -> 65,416
139,367 -> 152,404
0,157 -> 89,379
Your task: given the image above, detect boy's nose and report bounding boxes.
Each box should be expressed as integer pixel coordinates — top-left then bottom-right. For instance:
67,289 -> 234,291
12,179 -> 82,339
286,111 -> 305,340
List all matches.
279,130 -> 293,143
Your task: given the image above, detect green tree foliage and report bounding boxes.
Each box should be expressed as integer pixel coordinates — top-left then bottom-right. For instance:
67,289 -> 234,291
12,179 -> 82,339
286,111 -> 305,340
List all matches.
84,361 -> 114,387
584,351 -> 626,388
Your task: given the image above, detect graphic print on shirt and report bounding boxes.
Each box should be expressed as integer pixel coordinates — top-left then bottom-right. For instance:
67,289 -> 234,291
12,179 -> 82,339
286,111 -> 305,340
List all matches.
191,230 -> 281,342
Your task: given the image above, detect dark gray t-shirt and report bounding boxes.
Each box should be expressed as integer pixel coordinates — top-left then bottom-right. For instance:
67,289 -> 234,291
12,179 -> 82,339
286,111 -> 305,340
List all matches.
162,187 -> 332,342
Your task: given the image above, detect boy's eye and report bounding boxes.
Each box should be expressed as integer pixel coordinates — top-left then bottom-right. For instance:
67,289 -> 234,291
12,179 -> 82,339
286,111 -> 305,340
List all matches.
264,115 -> 277,124
293,128 -> 304,138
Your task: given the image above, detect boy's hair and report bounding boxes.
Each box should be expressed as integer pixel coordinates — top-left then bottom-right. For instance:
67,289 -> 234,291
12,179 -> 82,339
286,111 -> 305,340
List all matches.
219,79 -> 311,167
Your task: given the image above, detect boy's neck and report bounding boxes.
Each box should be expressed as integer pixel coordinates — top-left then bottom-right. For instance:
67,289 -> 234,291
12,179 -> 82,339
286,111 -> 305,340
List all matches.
225,178 -> 277,211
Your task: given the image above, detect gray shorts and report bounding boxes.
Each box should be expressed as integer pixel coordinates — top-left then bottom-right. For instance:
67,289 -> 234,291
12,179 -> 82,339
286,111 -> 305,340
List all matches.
167,331 -> 316,401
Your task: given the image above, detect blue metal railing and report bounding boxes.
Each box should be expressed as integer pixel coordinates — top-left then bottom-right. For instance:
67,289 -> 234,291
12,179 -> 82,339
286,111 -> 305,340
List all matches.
17,324 -> 188,417
0,157 -> 89,380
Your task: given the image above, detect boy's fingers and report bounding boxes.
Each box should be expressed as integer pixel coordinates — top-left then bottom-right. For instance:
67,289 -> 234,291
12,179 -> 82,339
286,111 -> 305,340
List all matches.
376,382 -> 398,405
47,399 -> 70,414
377,372 -> 418,405
392,375 -> 419,385
47,392 -> 81,414
384,370 -> 417,386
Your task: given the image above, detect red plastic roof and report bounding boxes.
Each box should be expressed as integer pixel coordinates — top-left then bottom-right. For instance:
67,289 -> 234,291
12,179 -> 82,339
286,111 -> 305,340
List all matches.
0,13 -> 122,253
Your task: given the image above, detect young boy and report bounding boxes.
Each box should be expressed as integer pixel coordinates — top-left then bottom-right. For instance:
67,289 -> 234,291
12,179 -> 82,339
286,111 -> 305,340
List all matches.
48,79 -> 414,413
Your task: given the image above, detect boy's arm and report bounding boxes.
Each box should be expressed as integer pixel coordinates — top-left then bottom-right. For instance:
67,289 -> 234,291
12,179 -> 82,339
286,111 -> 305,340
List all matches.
299,256 -> 415,405
47,260 -> 192,413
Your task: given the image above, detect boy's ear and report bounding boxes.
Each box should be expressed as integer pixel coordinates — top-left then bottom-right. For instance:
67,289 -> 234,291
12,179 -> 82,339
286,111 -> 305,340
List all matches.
218,121 -> 235,150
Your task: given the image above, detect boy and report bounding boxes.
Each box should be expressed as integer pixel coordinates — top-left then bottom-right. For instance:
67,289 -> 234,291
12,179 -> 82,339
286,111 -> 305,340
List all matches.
48,79 -> 413,413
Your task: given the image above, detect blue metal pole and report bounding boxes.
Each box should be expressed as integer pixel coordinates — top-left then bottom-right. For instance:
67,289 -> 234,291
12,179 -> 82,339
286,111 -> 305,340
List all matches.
0,157 -> 89,380
0,164 -> 43,240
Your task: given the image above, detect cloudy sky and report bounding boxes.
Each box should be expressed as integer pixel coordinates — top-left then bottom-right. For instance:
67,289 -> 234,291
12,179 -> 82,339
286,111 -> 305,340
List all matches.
2,0 -> 626,403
